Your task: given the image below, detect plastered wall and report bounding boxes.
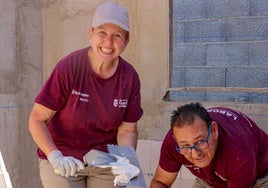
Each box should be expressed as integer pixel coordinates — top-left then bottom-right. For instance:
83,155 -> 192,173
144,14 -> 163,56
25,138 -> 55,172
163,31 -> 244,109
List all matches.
42,0 -> 172,140
0,0 -> 267,187
0,0 -> 43,187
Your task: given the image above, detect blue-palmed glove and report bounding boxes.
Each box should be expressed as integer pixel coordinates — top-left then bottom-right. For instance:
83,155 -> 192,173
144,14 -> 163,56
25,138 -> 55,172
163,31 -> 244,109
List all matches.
47,150 -> 85,177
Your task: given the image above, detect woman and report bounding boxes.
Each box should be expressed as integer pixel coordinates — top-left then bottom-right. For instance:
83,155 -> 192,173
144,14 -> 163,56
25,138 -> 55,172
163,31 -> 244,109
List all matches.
29,2 -> 143,188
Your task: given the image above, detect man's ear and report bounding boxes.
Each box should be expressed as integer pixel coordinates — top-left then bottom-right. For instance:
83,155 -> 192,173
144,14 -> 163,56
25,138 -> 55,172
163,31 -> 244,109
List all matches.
211,121 -> 218,138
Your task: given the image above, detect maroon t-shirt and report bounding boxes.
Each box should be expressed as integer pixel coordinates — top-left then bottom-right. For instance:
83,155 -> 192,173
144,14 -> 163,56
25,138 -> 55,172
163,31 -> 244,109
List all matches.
35,47 -> 143,161
159,107 -> 268,188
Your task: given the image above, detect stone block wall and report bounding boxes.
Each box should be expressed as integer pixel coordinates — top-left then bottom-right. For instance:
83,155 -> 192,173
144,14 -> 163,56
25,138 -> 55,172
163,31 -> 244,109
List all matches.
171,0 -> 268,103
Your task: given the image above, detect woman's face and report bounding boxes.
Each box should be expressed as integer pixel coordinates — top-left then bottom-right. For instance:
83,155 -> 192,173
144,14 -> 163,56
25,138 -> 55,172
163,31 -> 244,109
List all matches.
89,23 -> 129,63
173,118 -> 218,168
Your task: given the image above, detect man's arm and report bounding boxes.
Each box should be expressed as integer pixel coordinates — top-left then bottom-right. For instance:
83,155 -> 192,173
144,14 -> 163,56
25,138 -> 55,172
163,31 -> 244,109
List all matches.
117,121 -> 138,149
150,165 -> 178,188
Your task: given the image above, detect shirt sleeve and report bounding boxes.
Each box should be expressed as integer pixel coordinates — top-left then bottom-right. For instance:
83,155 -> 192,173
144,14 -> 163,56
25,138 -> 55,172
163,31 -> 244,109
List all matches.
159,131 -> 182,173
35,64 -> 71,111
123,71 -> 143,122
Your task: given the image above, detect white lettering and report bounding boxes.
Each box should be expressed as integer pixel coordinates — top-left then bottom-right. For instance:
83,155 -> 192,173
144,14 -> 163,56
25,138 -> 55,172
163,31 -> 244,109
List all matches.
119,99 -> 128,107
80,98 -> 88,102
72,89 -> 89,103
72,89 -> 89,98
208,108 -> 238,120
113,99 -> 128,108
113,99 -> 119,107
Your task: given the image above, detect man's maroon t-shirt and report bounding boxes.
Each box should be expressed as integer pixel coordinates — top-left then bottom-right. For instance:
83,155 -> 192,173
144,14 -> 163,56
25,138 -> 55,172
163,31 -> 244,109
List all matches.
159,107 -> 268,188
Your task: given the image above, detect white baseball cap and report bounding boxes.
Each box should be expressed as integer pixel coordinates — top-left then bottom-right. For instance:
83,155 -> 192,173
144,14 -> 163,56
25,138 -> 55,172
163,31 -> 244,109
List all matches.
92,2 -> 129,31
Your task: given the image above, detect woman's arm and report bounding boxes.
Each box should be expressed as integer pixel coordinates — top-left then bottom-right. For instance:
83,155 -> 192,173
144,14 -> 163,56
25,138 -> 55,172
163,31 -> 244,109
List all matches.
117,121 -> 138,149
28,103 -> 57,155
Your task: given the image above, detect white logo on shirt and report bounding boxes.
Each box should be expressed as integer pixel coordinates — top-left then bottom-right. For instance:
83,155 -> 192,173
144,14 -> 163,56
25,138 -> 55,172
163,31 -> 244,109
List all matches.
72,89 -> 89,102
207,109 -> 238,120
113,99 -> 128,108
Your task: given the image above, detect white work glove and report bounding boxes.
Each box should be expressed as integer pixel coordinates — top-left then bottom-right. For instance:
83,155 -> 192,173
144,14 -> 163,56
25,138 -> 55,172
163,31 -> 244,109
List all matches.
111,163 -> 140,186
83,149 -> 140,186
109,155 -> 140,186
47,150 -> 85,177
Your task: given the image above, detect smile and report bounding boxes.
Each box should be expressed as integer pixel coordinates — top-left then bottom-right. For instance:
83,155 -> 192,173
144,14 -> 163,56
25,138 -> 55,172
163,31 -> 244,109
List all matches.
101,47 -> 114,54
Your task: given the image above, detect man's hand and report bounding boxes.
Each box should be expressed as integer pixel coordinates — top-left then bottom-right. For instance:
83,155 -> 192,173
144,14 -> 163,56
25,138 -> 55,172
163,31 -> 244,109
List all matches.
47,150 -> 85,177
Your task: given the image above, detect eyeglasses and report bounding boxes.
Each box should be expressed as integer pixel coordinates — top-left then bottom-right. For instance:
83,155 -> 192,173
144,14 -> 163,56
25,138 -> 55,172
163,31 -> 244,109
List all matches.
174,125 -> 211,155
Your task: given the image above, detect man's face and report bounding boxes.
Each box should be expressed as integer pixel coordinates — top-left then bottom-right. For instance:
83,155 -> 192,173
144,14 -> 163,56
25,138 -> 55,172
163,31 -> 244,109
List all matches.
173,118 -> 218,168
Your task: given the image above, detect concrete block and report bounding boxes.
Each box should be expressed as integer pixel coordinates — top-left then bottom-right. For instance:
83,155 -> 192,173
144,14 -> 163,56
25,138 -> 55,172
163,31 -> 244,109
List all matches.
185,67 -> 225,87
250,0 -> 268,16
170,91 -> 206,101
174,20 -> 226,43
206,43 -> 249,66
206,91 -> 249,102
172,67 -> 226,87
226,67 -> 268,87
172,0 -> 206,20
225,17 -> 268,42
172,67 -> 186,87
136,140 -> 164,187
249,42 -> 268,66
206,0 -> 249,18
174,21 -> 223,43
137,140 -> 195,188
249,93 -> 268,103
173,43 -> 206,66
174,17 -> 268,43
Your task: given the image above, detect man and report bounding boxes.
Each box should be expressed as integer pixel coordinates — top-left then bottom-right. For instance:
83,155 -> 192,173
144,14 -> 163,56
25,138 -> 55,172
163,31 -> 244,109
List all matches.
150,102 -> 268,188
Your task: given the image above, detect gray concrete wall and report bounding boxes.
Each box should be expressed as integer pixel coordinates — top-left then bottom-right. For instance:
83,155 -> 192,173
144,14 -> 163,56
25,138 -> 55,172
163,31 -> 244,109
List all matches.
171,0 -> 268,103
0,0 -> 43,187
0,0 -> 267,187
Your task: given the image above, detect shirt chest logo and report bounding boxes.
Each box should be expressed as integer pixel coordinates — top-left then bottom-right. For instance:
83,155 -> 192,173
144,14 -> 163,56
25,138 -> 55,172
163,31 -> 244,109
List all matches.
113,99 -> 128,108
72,89 -> 89,102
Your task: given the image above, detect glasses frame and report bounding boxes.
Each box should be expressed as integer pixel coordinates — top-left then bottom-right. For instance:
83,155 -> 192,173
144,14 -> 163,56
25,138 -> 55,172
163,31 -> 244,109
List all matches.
174,125 -> 212,155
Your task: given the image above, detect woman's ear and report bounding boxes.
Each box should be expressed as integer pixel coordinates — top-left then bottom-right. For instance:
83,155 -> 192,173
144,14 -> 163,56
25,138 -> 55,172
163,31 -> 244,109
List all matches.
89,27 -> 94,40
123,32 -> 130,48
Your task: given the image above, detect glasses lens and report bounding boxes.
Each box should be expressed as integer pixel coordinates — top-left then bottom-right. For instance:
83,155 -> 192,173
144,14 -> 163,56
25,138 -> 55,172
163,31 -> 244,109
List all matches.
196,142 -> 209,150
179,148 -> 191,155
